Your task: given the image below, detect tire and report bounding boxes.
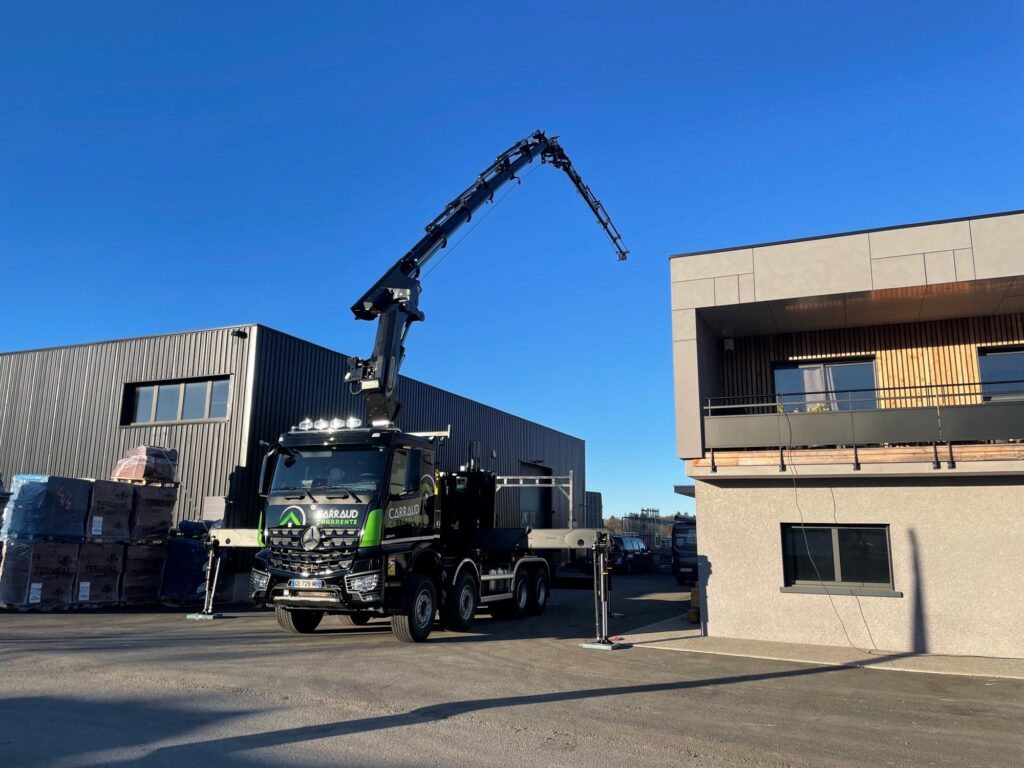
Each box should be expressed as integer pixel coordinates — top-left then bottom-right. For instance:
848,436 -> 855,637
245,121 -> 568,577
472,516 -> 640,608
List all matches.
441,571 -> 478,632
491,569 -> 529,620
337,612 -> 371,626
391,573 -> 437,643
528,567 -> 549,615
275,607 -> 323,634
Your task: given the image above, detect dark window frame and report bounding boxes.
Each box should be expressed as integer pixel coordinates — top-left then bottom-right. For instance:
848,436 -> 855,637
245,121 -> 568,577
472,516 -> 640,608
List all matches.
122,376 -> 232,426
772,357 -> 878,412
978,345 -> 1024,401
779,523 -> 901,598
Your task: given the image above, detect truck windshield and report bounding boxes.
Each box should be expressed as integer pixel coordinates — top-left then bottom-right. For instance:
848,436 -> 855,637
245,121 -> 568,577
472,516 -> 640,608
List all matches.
673,528 -> 697,553
272,446 -> 388,492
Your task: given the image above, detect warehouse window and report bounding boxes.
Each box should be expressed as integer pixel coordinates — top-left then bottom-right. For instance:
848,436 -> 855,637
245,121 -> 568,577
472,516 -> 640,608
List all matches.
124,377 -> 231,425
780,524 -> 898,596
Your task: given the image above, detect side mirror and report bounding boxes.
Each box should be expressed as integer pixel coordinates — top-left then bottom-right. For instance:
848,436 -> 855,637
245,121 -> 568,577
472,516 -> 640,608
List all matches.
258,446 -> 279,498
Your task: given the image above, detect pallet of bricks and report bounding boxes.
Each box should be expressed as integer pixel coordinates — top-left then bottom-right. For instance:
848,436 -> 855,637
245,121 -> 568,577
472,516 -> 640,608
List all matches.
0,446 -> 179,610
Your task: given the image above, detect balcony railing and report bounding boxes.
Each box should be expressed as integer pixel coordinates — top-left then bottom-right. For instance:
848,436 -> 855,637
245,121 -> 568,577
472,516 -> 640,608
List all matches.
703,379 -> 1024,451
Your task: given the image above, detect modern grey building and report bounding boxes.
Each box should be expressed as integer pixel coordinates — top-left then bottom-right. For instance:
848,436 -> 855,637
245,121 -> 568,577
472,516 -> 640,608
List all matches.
0,325 -> 586,533
670,209 -> 1024,659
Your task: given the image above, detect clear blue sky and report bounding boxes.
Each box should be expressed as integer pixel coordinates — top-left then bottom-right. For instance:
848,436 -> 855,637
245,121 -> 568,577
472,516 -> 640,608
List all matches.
2,2 -> 1022,518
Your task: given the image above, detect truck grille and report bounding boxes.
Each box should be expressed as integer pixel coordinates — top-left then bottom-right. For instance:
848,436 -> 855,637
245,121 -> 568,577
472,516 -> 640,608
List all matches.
267,527 -> 361,576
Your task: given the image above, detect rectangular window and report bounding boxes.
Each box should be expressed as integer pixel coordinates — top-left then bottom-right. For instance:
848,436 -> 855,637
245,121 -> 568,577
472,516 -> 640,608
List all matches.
181,381 -> 208,420
781,524 -> 894,592
123,377 -> 231,425
155,384 -> 180,422
389,450 -> 409,497
209,379 -> 230,418
773,359 -> 877,412
979,347 -> 1024,401
132,385 -> 156,423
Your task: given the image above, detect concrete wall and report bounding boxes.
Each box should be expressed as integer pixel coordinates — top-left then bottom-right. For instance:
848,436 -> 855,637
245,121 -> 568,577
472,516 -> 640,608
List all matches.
672,312 -> 721,458
695,478 -> 1024,658
670,210 -> 1024,309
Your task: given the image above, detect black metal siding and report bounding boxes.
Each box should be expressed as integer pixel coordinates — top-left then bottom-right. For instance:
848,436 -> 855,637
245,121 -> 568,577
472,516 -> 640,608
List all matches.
0,327 -> 255,525
248,326 -> 586,529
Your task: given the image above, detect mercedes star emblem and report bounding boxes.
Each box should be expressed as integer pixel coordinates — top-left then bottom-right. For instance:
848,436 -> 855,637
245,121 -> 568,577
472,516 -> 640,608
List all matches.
301,525 -> 322,551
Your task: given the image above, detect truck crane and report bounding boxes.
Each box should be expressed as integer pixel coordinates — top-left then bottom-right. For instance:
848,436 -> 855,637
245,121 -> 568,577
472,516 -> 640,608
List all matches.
248,131 -> 628,642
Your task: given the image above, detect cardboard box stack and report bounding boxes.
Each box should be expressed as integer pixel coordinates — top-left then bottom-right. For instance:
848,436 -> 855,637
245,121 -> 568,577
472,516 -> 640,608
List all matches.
112,445 -> 180,604
122,544 -> 168,605
75,542 -> 124,605
130,485 -> 177,542
0,445 -> 181,609
0,475 -> 89,609
86,480 -> 133,542
0,540 -> 79,608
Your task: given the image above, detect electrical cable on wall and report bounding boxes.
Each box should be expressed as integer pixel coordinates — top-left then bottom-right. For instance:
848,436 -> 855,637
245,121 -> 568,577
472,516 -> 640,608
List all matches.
781,404 -> 879,655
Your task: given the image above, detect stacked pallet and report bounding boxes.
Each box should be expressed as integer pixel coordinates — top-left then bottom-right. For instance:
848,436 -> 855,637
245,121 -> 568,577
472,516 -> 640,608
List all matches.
0,446 -> 180,610
0,475 -> 90,609
113,448 -> 179,606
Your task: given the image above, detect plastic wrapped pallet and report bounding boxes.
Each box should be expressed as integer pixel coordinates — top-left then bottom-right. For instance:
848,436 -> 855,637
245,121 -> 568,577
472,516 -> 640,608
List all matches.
111,446 -> 178,484
121,544 -> 167,604
130,485 -> 178,542
86,480 -> 133,541
0,475 -> 90,541
75,543 -> 124,605
0,540 -> 78,608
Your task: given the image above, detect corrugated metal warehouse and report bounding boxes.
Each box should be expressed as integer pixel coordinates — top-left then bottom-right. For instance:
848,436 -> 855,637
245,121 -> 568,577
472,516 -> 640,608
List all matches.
0,325 -> 586,532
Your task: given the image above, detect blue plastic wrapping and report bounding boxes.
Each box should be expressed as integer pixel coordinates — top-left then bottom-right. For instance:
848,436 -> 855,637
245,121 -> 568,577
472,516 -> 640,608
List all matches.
0,474 -> 90,541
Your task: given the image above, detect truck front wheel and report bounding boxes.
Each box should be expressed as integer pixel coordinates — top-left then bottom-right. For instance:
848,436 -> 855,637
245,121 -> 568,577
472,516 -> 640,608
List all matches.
275,607 -> 323,634
442,571 -> 478,632
391,574 -> 436,643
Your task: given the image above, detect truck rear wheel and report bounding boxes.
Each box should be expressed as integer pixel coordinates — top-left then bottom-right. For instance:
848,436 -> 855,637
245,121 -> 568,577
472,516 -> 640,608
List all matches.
391,573 -> 436,643
275,607 -> 323,634
337,612 -> 372,626
528,568 -> 549,615
442,571 -> 478,632
491,570 -> 529,619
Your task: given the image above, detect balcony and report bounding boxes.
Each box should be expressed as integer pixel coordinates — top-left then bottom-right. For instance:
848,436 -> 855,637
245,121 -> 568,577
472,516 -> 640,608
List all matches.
701,380 -> 1024,472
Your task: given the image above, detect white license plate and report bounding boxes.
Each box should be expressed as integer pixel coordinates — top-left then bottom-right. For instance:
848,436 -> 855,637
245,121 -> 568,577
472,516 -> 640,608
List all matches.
679,567 -> 694,572
288,579 -> 324,589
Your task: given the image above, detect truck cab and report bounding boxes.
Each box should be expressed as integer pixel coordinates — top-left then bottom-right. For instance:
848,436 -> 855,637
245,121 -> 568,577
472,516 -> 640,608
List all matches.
250,417 -> 551,642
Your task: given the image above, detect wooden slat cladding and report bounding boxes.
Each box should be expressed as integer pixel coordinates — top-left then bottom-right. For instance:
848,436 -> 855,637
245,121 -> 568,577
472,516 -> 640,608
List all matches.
722,312 -> 1024,408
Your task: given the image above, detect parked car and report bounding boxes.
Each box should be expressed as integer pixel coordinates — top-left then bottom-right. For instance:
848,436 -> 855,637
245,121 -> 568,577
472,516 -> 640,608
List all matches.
610,534 -> 654,574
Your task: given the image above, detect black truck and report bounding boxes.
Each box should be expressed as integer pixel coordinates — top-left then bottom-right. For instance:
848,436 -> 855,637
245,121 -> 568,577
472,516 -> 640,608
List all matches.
250,424 -> 555,642
248,132 -> 628,642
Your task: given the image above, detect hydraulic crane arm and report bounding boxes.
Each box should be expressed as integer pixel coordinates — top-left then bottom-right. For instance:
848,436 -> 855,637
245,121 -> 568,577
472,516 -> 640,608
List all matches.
344,130 -> 628,426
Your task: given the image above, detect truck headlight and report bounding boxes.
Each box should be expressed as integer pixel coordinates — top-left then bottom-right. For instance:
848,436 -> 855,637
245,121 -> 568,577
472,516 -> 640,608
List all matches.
346,573 -> 380,593
250,569 -> 270,593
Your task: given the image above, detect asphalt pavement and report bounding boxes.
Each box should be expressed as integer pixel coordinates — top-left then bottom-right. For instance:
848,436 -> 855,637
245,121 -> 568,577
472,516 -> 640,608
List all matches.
1,572 -> 1021,767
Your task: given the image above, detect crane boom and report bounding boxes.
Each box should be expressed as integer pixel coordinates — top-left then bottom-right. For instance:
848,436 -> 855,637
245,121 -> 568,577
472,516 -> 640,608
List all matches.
344,130 -> 628,426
